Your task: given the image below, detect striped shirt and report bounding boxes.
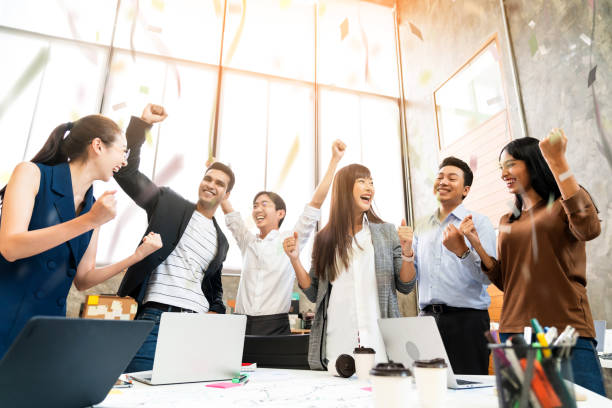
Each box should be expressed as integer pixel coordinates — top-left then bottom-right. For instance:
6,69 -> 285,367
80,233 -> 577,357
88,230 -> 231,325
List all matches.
143,211 -> 218,313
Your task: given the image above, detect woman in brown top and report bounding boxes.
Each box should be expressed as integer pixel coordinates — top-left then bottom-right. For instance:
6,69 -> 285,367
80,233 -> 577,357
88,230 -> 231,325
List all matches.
459,129 -> 605,395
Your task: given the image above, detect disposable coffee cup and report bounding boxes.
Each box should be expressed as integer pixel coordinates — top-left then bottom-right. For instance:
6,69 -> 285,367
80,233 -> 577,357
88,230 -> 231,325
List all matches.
328,354 -> 355,378
353,346 -> 376,381
413,358 -> 447,408
369,361 -> 412,408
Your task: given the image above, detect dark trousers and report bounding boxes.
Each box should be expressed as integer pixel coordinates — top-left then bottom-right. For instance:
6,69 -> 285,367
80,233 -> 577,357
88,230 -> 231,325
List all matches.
245,313 -> 290,336
421,306 -> 490,375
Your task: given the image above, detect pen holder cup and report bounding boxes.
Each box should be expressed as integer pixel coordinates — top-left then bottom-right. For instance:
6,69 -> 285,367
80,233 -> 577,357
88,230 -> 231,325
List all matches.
489,344 -> 575,408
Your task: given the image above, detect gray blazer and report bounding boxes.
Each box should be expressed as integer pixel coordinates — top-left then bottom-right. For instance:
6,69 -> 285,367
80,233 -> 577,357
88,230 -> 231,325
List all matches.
301,222 -> 415,370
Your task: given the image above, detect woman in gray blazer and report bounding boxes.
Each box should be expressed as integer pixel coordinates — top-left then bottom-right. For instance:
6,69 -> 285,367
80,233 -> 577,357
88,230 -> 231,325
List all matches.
283,164 -> 415,370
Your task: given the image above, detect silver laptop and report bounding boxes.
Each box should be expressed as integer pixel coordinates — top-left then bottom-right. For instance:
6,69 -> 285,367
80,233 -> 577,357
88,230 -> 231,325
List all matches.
378,316 -> 494,389
130,312 -> 247,385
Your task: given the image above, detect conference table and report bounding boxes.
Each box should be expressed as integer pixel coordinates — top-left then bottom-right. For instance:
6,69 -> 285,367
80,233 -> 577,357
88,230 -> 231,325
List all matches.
97,368 -> 612,407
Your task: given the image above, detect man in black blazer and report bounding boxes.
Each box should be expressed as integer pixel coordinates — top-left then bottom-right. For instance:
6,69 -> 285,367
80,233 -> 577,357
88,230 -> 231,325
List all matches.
115,104 -> 234,372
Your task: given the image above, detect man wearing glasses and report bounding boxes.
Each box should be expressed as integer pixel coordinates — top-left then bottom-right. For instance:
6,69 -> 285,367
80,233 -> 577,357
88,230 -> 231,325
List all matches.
114,104 -> 235,372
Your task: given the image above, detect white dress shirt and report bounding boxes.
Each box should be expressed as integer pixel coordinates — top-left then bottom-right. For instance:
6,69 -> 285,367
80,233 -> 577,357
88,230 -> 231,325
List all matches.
325,216 -> 388,366
226,205 -> 320,316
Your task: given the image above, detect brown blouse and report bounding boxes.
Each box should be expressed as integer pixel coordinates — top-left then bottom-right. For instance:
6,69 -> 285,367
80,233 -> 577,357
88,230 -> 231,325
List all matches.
484,188 -> 600,338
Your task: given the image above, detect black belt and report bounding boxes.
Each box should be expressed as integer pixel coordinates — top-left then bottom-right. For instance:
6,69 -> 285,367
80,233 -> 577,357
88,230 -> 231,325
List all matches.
143,301 -> 197,313
422,304 -> 486,314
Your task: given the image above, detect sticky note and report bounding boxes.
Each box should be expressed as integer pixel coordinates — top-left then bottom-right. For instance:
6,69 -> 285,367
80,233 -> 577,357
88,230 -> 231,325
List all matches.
588,65 -> 597,87
112,102 -> 127,111
206,382 -> 242,389
340,18 -> 349,40
88,295 -> 99,305
409,22 -> 423,41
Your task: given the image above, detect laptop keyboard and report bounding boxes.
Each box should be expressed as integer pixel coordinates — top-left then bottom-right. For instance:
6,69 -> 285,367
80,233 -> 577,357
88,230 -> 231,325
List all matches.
456,378 -> 479,385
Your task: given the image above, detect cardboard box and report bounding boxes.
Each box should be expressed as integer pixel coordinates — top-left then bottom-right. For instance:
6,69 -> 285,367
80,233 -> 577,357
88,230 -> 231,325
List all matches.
81,295 -> 138,320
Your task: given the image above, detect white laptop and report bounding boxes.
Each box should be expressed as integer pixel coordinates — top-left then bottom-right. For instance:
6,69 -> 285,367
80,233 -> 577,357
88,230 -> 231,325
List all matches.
378,316 -> 494,389
129,313 -> 247,385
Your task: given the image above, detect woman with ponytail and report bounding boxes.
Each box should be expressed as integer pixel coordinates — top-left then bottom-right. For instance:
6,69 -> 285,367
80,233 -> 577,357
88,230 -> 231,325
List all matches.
282,164 -> 415,371
0,111 -> 163,358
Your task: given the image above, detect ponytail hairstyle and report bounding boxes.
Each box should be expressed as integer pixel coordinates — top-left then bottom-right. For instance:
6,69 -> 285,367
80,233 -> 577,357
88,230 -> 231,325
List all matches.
1,114 -> 121,203
312,164 -> 383,282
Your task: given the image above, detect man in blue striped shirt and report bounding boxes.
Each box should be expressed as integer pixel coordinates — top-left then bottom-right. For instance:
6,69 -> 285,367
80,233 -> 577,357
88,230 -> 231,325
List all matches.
399,156 -> 496,374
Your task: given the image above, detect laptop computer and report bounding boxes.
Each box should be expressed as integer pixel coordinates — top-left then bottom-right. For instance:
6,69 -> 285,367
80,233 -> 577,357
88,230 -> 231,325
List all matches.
0,316 -> 153,408
378,316 -> 494,389
129,312 -> 247,385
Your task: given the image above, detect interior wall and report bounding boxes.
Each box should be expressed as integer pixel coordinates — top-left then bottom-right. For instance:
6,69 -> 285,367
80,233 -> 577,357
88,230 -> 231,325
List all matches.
397,0 -> 612,323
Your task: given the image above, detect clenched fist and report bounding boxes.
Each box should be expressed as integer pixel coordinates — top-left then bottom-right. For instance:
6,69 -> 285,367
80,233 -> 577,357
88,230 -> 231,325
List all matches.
88,190 -> 117,227
135,231 -> 163,260
397,219 -> 413,256
459,215 -> 480,248
283,231 -> 300,261
141,103 -> 168,125
332,139 -> 347,161
442,223 -> 468,258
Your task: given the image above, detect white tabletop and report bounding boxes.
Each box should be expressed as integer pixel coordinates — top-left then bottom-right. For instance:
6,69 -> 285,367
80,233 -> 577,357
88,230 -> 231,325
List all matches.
97,368 -> 612,407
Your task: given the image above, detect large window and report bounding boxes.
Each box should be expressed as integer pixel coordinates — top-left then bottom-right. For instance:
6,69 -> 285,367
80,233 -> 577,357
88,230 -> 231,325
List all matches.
0,0 -> 409,273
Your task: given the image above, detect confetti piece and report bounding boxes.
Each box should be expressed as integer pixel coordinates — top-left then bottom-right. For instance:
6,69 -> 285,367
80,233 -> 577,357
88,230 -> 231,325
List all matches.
340,18 -> 349,40
318,2 -> 327,16
487,96 -> 502,106
139,85 -> 149,94
0,47 -> 49,120
96,31 -> 100,42
538,45 -> 550,55
579,33 -> 591,46
145,129 -> 153,147
569,43 -> 576,50
418,70 -> 432,85
108,389 -> 123,395
469,155 -> 478,172
546,193 -> 555,212
273,134 -> 300,191
147,25 -> 162,34
529,34 -> 538,56
489,45 -> 500,61
528,20 -> 536,29
117,119 -> 125,131
279,0 -> 291,9
506,200 -> 520,217
499,224 -> 512,234
588,65 -> 597,87
361,387 -> 372,392
0,172 -> 10,184
151,0 -> 165,12
111,60 -> 126,72
112,102 -> 127,111
409,22 -> 424,41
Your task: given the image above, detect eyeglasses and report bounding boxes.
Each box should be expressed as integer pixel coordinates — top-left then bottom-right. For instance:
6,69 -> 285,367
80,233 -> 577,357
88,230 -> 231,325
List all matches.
111,143 -> 130,161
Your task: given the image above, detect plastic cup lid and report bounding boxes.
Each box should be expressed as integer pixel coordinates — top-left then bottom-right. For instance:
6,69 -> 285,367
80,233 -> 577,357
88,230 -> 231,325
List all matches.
413,358 -> 447,368
369,361 -> 412,377
335,354 -> 356,378
353,346 -> 376,354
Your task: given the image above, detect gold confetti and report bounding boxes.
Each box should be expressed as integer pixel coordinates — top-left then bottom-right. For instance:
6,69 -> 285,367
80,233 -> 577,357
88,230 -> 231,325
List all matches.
274,134 -> 300,191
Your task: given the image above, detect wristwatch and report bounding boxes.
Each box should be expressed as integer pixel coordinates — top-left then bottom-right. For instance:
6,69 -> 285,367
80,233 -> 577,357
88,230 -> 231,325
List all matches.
459,248 -> 471,259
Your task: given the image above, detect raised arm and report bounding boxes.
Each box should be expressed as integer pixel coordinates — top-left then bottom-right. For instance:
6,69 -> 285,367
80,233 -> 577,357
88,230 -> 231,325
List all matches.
539,128 -> 600,241
73,231 -> 162,291
113,104 -> 168,213
0,163 -> 116,262
283,232 -> 312,291
309,140 -> 345,209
